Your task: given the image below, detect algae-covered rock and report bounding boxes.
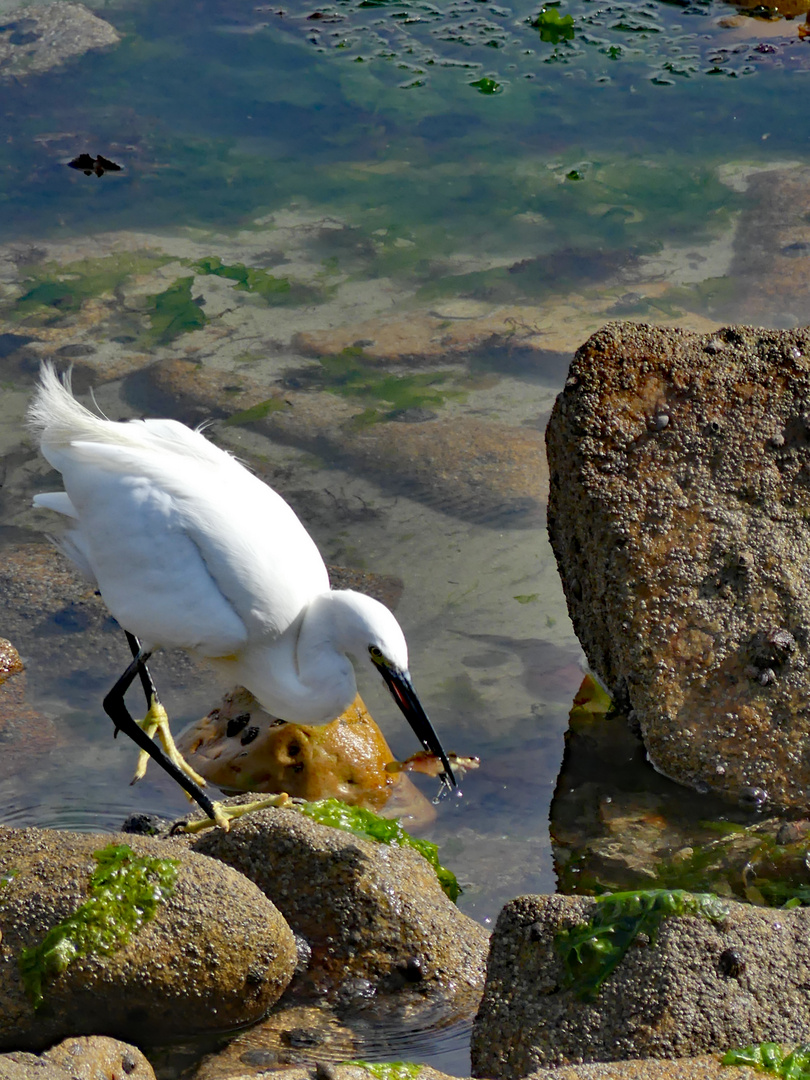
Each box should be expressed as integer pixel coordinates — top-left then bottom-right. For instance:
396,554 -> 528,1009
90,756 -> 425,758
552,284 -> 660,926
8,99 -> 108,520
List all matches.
546,321 -> 810,811
472,891 -> 810,1075
0,827 -> 296,1050
185,806 -> 489,1008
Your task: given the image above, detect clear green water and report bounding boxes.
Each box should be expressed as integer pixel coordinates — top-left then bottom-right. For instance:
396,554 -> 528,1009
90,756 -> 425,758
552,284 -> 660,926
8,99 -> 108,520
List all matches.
0,0 -> 808,1069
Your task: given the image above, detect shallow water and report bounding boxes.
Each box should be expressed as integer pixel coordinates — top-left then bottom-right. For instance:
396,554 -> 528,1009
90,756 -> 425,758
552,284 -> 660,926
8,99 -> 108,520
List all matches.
1,0 -> 809,1069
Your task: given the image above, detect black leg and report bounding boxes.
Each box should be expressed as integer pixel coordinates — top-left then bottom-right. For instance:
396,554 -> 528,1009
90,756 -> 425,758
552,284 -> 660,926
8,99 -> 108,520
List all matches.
102,651 -> 219,822
124,631 -> 160,710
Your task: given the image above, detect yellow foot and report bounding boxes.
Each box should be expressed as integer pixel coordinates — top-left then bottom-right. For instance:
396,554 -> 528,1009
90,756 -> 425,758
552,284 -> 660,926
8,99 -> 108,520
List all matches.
178,793 -> 294,834
131,696 -> 207,790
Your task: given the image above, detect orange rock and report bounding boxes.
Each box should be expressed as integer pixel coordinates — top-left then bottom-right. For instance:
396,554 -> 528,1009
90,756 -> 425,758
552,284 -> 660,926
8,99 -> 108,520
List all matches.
176,689 -> 435,829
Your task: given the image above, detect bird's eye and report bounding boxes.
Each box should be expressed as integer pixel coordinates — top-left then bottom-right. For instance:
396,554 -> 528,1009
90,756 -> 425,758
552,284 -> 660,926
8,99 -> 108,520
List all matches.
369,645 -> 383,660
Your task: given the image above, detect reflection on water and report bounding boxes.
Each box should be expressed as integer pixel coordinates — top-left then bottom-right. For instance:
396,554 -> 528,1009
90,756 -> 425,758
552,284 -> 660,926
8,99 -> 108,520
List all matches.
0,0 -> 809,1066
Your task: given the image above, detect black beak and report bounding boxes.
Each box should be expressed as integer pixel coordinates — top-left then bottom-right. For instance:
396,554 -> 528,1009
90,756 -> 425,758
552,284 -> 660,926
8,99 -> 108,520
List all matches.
375,662 -> 457,790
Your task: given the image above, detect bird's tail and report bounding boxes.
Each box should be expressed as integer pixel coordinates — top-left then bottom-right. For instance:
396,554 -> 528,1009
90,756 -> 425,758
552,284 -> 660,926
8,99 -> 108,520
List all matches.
27,362 -> 107,450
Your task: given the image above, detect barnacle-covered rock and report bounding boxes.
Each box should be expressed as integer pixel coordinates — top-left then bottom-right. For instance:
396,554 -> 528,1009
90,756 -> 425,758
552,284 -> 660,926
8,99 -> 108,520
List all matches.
0,827 -> 296,1050
547,321 -> 810,811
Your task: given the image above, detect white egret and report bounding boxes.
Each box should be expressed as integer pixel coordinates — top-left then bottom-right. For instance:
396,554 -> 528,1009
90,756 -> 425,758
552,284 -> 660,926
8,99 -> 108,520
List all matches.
28,364 -> 456,829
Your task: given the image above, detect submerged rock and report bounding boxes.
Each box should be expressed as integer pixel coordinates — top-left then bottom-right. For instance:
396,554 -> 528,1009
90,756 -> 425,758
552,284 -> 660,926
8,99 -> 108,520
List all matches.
147,358 -> 547,525
471,891 -> 810,1075
175,690 -> 435,830
0,827 -> 296,1050
0,3 -> 120,80
188,1002 -> 359,1079
0,635 -> 62,769
546,321 -> 810,811
184,805 -> 489,1009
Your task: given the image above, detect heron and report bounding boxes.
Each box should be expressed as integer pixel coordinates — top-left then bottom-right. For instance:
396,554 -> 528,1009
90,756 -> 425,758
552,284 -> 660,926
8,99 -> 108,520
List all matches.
28,364 -> 457,829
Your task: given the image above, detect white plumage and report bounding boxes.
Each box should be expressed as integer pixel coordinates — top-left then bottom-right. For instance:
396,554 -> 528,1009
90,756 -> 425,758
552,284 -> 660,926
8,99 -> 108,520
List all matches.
28,364 -> 454,819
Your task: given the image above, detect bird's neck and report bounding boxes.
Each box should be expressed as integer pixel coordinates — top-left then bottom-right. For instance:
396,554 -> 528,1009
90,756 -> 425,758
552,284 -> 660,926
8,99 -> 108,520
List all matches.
222,592 -> 360,724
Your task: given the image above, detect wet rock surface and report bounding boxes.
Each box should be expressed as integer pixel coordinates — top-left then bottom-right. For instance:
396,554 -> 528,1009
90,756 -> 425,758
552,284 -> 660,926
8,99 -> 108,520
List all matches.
471,892 -> 810,1075
176,690 -> 435,829
0,635 -> 62,768
525,1059 -> 760,1079
546,321 -> 810,811
0,826 -> 296,1051
188,1003 -> 358,1080
18,1035 -> 155,1080
183,805 -> 489,1009
0,3 -> 120,80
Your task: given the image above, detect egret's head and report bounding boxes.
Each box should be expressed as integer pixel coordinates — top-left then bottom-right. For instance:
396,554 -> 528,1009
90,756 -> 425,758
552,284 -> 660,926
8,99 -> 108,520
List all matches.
330,590 -> 456,790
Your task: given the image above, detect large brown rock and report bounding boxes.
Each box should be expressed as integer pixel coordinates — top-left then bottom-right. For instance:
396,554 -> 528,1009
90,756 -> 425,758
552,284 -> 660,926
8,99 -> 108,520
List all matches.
185,806 -> 489,1008
471,892 -> 810,1076
546,321 -> 810,811
0,827 -> 296,1050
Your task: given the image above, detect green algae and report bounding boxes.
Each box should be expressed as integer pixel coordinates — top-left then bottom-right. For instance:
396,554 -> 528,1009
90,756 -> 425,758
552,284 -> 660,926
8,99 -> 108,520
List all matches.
304,348 -> 465,422
722,1043 -> 810,1077
10,253 -> 170,322
297,798 -> 461,901
555,889 -> 728,1000
190,256 -> 328,306
141,276 -> 207,346
469,77 -> 503,94
342,1064 -> 422,1080
224,397 -> 289,426
531,6 -> 576,43
19,843 -> 179,1008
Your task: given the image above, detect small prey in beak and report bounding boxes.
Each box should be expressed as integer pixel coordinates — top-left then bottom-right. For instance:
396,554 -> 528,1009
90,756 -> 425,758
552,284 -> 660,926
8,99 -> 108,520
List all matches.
370,647 -> 457,791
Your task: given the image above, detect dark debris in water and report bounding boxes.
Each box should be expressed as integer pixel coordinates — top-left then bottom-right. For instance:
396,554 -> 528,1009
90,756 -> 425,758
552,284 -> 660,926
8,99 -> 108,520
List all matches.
265,0 -> 810,93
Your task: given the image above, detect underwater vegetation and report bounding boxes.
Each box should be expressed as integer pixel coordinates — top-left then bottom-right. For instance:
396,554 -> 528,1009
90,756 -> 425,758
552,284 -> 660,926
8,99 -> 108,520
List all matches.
281,347 -> 467,426
191,256 -> 329,306
9,253 -> 171,322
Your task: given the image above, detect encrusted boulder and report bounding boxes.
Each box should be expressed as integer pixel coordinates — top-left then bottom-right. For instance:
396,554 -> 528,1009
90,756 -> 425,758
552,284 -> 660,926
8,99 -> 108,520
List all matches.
471,891 -> 810,1076
0,1036 -> 156,1080
546,321 -> 810,811
0,827 -> 296,1050
184,805 -> 489,1010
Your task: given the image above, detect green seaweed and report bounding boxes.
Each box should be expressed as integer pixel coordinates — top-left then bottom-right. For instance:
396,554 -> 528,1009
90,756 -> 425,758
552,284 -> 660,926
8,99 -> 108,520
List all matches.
19,843 -> 179,1008
555,889 -> 728,1000
141,276 -> 207,346
224,398 -> 289,426
293,348 -> 465,424
190,255 -> 327,306
531,6 -> 576,43
469,77 -> 503,94
342,1064 -> 422,1080
297,798 -> 461,902
10,253 -> 170,321
722,1043 -> 810,1077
